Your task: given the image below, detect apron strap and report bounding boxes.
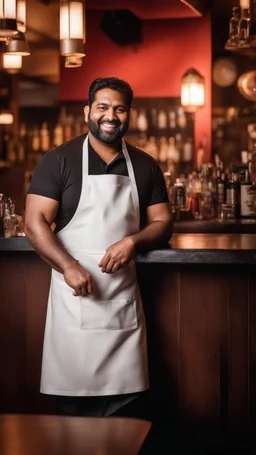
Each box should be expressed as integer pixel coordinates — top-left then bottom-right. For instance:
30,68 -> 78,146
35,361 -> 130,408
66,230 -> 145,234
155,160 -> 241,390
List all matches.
122,139 -> 140,228
82,135 -> 140,227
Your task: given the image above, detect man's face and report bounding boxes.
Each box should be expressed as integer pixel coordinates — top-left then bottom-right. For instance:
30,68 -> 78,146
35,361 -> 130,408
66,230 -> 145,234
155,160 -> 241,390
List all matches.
84,88 -> 130,144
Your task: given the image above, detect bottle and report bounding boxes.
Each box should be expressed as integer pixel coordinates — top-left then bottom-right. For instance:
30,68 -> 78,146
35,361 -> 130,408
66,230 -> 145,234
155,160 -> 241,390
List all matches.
0,193 -> 5,237
4,206 -> 15,238
226,172 -> 240,218
137,110 -> 148,132
53,122 -> 64,148
240,169 -> 256,218
173,178 -> 186,220
40,122 -> 50,153
157,109 -> 167,129
216,163 -> 226,205
225,6 -> 240,49
239,8 -> 251,46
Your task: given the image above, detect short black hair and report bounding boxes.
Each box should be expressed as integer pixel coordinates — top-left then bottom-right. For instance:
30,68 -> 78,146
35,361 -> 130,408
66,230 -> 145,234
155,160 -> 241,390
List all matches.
88,77 -> 133,109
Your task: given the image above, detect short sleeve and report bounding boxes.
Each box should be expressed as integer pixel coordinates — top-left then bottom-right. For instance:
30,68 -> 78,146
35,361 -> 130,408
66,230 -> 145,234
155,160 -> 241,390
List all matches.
27,151 -> 62,202
148,162 -> 169,206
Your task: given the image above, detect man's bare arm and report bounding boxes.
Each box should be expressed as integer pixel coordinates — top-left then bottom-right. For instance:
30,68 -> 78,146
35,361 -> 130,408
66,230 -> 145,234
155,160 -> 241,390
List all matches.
24,194 -> 94,296
130,202 -> 173,252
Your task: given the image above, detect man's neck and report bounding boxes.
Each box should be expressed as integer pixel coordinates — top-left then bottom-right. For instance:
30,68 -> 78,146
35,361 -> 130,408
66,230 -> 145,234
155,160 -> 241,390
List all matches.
88,131 -> 122,165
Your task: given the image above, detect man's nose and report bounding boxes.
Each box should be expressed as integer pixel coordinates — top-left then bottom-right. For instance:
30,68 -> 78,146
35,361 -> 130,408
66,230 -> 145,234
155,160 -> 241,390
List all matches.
105,109 -> 117,121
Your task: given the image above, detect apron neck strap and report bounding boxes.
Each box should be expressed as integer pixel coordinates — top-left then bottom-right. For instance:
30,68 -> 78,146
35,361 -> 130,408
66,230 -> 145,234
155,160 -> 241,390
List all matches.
82,136 -> 140,226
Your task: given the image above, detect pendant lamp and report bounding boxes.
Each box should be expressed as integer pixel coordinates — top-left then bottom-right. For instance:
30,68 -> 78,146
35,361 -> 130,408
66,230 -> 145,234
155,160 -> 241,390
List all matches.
60,0 -> 86,57
0,0 -> 18,40
181,68 -> 205,112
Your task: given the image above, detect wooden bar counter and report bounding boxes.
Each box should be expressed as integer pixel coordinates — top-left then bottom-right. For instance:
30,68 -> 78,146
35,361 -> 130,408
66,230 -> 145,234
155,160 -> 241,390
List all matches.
1,234 -> 256,432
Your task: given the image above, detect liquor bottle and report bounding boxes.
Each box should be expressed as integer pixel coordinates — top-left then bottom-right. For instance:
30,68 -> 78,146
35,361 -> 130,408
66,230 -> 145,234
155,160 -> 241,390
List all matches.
239,8 -> 251,46
40,122 -> 50,153
0,193 -> 5,237
168,110 -> 176,129
250,0 -> 256,46
53,123 -> 64,148
225,6 -> 240,49
240,169 -> 256,218
216,163 -> 226,205
177,107 -> 187,129
3,205 -> 15,238
157,109 -> 167,129
137,109 -> 148,132
226,172 -> 240,218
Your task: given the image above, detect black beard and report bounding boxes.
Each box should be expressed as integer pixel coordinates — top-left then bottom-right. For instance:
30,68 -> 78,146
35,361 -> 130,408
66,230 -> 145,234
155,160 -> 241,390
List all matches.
87,115 -> 129,144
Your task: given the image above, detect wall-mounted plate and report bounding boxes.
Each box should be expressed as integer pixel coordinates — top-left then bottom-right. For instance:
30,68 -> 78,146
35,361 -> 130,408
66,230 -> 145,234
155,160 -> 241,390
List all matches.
237,71 -> 256,101
212,58 -> 238,87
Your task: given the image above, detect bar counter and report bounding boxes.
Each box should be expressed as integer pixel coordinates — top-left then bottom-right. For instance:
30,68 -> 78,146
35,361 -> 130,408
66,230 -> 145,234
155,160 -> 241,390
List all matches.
1,233 -> 256,263
1,234 -> 256,432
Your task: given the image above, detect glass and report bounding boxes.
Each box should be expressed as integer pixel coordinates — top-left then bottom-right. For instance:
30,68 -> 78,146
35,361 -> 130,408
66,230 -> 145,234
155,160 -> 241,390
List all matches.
219,203 -> 235,221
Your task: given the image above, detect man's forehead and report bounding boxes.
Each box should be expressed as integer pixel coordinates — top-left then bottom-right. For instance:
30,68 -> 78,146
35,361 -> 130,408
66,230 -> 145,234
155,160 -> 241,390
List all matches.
94,88 -> 127,105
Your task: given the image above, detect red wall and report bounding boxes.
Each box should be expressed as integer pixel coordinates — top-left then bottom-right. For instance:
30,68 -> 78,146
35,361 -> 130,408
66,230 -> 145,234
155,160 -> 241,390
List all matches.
60,11 -> 212,160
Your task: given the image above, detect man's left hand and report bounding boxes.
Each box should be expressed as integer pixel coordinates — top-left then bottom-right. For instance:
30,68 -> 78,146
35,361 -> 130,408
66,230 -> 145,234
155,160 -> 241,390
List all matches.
98,237 -> 135,274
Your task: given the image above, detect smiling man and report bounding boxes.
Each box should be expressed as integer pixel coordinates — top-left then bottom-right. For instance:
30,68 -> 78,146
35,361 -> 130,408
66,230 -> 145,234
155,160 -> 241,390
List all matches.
25,77 -> 173,419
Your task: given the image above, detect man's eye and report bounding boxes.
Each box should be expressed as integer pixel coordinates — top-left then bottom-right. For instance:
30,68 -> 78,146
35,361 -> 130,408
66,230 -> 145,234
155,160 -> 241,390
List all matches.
98,106 -> 106,111
116,108 -> 125,113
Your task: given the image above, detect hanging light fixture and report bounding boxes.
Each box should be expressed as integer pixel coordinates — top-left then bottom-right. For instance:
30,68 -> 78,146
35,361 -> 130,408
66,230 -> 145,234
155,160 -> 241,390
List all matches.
4,31 -> 30,55
17,0 -> 26,33
0,110 -> 13,124
181,68 -> 205,112
3,53 -> 22,73
60,0 -> 86,57
0,0 -> 18,40
65,55 -> 83,68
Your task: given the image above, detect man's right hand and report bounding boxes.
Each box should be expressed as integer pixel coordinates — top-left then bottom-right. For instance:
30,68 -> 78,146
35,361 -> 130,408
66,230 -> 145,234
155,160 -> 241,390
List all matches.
63,261 -> 94,297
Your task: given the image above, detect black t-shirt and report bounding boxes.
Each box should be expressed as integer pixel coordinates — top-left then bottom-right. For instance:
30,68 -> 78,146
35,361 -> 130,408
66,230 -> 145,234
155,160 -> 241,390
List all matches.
28,134 -> 169,232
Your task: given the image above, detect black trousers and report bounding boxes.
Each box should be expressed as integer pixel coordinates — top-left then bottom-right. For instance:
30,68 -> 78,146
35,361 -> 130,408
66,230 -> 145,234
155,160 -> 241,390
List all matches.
55,390 -> 151,421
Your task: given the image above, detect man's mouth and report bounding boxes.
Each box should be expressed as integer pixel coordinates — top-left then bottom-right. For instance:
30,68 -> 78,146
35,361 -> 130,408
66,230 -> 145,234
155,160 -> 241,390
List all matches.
100,122 -> 119,132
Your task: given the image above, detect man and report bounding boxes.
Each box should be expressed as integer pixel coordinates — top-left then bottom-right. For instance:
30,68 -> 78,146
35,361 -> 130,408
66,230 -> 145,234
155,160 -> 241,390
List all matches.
25,77 -> 173,419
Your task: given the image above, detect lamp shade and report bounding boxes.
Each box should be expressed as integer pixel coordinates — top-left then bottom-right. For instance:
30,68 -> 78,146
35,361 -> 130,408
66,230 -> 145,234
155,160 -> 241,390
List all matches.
17,0 -> 26,33
4,31 -> 30,56
0,0 -> 18,39
181,68 -> 205,112
0,111 -> 13,124
3,53 -> 22,73
60,0 -> 85,57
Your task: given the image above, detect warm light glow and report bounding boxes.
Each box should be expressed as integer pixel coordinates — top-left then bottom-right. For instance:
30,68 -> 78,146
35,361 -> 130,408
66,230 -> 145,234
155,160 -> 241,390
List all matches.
3,53 -> 22,73
65,55 -> 83,68
0,0 -> 16,19
181,69 -> 205,112
0,112 -> 13,124
60,0 -> 85,57
240,0 -> 250,9
17,0 -> 26,33
60,1 -> 84,40
0,0 -> 18,38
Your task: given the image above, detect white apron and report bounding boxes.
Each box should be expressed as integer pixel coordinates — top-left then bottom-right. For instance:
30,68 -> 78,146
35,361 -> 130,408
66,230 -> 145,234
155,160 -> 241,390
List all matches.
40,136 -> 149,396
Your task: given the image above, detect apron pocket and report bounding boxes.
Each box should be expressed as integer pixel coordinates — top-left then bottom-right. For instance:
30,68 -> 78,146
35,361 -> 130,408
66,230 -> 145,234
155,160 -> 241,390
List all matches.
80,298 -> 137,331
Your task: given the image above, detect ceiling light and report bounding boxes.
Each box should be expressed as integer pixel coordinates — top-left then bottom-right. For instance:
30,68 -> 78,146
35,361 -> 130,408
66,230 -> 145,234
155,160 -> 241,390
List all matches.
0,111 -> 13,124
0,0 -> 18,40
17,0 -> 26,33
60,0 -> 86,57
3,53 -> 22,73
65,55 -> 83,67
4,31 -> 30,56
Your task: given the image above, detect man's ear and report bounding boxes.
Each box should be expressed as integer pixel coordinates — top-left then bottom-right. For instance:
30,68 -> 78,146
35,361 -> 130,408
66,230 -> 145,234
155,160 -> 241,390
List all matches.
84,106 -> 89,123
